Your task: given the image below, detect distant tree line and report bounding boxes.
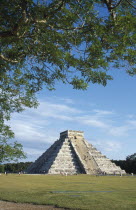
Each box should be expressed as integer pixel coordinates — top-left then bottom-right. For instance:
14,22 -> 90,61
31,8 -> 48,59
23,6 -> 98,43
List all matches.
0,162 -> 32,173
112,153 -> 136,174
112,160 -> 136,174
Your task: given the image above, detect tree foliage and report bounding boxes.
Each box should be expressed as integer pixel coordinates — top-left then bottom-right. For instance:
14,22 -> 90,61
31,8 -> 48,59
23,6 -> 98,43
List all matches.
113,153 -> 136,174
0,112 -> 26,163
126,153 -> 136,161
0,0 -> 136,162
0,140 -> 26,163
2,162 -> 32,173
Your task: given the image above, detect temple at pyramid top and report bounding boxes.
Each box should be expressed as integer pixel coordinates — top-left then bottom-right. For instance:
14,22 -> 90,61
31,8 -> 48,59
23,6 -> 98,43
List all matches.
27,130 -> 126,175
60,130 -> 84,138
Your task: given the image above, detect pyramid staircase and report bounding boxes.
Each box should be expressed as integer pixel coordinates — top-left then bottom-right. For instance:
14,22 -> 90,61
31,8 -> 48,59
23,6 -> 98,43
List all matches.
27,130 -> 126,175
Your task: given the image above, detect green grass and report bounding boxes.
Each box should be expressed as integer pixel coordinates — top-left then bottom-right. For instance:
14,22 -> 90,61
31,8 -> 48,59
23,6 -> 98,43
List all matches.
0,174 -> 136,209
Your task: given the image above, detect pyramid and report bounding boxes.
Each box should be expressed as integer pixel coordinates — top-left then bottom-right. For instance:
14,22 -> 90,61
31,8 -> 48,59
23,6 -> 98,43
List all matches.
27,130 -> 126,175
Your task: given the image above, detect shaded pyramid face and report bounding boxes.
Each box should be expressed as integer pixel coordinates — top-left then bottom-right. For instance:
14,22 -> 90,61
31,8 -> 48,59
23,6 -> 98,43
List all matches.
27,130 -> 126,175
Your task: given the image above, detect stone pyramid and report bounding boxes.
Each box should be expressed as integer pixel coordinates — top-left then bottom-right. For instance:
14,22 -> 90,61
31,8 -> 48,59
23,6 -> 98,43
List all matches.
27,130 -> 126,175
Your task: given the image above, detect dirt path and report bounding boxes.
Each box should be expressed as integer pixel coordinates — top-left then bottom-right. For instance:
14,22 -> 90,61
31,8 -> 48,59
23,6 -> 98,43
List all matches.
0,201 -> 66,210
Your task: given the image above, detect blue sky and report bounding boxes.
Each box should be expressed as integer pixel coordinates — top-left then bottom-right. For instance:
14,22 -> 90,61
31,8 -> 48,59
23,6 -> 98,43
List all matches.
9,69 -> 136,162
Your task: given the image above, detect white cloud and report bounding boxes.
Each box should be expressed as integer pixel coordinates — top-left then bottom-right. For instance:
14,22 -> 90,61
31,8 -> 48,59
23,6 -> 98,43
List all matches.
76,115 -> 108,128
108,125 -> 130,137
10,99 -> 136,145
60,98 -> 75,104
9,114 -> 58,144
104,141 -> 121,152
92,140 -> 122,154
33,101 -> 82,120
24,147 -> 43,156
127,120 -> 136,127
93,109 -> 114,116
7,97 -> 136,161
41,96 -> 75,105
108,119 -> 136,137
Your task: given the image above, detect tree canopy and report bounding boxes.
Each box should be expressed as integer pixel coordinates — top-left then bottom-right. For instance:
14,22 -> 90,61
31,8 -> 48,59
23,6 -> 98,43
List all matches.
0,140 -> 26,163
113,153 -> 136,174
126,153 -> 136,161
0,0 -> 136,162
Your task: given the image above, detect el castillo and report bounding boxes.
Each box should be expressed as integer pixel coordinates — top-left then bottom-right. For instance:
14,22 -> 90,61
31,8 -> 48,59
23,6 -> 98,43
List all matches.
27,130 -> 126,175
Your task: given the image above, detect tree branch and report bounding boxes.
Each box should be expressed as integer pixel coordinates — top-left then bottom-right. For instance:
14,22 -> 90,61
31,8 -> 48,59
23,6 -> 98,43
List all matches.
110,0 -> 123,9
103,0 -> 118,20
52,0 -> 65,13
0,1 -> 28,38
126,0 -> 136,9
0,54 -> 19,63
0,31 -> 14,38
35,20 -> 47,24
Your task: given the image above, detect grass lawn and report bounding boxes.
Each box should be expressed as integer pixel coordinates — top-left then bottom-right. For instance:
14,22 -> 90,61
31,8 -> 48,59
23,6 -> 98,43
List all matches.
0,174 -> 136,209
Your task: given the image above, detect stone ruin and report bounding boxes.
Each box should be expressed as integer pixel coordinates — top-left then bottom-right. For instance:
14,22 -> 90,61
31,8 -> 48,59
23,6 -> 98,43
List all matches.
27,130 -> 126,175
